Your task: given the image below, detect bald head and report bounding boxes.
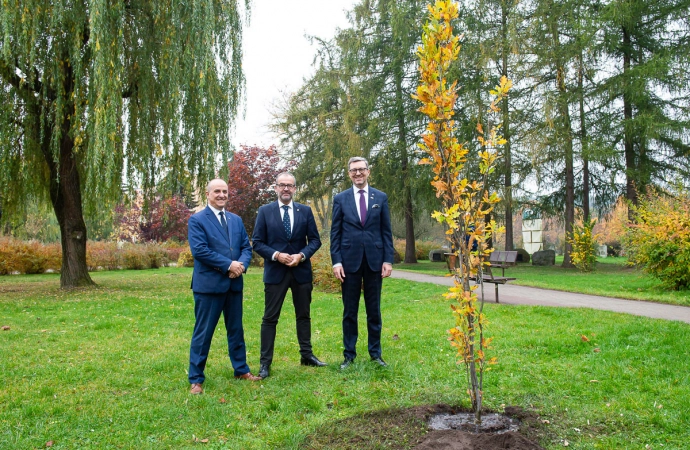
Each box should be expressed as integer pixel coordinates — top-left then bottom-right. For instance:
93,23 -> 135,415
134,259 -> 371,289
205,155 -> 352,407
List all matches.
206,179 -> 229,210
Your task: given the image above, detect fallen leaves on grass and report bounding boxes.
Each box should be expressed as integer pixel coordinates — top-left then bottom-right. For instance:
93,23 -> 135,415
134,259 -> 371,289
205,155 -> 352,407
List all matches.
580,335 -> 590,342
192,435 -> 209,443
219,397 -> 227,404
1,325 -> 10,331
46,441 -> 54,447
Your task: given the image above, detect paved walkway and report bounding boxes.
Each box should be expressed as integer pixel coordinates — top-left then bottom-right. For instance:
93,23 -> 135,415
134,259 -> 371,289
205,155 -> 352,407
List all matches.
391,271 -> 690,324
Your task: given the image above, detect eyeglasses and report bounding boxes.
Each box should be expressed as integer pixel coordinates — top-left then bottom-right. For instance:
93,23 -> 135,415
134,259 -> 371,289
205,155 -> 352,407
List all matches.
276,183 -> 296,189
348,168 -> 368,174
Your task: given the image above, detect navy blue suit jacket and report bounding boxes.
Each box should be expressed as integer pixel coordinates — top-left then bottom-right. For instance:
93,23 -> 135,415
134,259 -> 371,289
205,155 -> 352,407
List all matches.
188,206 -> 252,294
252,201 -> 321,285
330,187 -> 394,273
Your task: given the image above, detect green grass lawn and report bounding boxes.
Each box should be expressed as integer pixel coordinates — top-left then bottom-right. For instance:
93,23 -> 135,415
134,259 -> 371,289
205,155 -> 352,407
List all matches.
1,268 -> 689,449
396,257 -> 690,307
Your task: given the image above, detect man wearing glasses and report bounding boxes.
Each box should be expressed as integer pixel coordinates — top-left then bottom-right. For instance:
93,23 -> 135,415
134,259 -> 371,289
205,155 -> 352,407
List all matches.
330,157 -> 394,370
252,172 -> 324,379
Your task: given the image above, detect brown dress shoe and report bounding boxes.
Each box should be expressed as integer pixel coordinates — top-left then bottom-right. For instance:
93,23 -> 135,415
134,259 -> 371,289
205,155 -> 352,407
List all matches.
234,372 -> 262,381
190,383 -> 203,394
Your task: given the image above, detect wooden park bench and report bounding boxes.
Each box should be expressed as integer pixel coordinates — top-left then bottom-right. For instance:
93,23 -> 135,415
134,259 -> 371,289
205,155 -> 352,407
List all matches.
447,250 -> 518,303
471,266 -> 516,303
488,250 -> 518,276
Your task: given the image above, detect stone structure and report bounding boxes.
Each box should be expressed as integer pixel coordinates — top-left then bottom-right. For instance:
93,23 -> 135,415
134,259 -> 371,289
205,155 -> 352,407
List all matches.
521,209 -> 543,254
532,249 -> 556,266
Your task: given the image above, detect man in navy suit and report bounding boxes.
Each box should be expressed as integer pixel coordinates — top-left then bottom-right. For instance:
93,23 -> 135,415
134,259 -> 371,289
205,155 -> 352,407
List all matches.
187,179 -> 261,395
330,157 -> 394,369
252,172 -> 325,379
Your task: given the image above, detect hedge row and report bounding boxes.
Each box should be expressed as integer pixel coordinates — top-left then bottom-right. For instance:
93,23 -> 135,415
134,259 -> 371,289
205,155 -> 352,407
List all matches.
0,238 -> 188,274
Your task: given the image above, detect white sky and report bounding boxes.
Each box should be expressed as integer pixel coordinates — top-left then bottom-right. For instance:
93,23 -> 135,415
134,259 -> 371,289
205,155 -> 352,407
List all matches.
232,0 -> 358,149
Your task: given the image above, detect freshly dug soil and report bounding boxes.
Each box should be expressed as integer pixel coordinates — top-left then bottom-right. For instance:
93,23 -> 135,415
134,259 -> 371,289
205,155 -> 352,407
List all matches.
301,404 -> 546,449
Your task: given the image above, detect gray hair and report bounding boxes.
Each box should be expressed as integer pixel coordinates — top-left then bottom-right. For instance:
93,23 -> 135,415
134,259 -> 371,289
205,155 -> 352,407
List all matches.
275,172 -> 296,184
347,157 -> 369,169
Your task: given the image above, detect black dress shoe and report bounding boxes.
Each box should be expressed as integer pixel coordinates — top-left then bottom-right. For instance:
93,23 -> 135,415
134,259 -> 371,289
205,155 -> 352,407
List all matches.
300,355 -> 327,367
258,364 -> 270,379
371,357 -> 388,367
340,358 -> 354,370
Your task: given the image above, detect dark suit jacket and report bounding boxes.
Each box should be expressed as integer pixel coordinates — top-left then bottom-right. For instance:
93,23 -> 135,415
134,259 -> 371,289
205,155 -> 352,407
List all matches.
188,206 -> 252,294
330,187 -> 394,273
252,201 -> 321,285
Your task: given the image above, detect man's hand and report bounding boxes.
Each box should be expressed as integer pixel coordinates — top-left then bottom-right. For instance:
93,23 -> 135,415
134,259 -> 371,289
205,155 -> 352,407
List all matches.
277,253 -> 294,266
228,261 -> 244,278
286,254 -> 301,267
333,265 -> 345,282
381,263 -> 392,278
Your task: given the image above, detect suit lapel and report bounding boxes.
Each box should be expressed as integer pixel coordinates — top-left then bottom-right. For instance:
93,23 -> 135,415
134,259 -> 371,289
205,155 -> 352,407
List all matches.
347,188 -> 362,226
293,202 -> 304,233
205,207 -> 230,244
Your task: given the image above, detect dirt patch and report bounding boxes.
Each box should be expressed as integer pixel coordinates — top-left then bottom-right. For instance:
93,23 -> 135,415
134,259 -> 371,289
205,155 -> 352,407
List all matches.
301,404 -> 545,449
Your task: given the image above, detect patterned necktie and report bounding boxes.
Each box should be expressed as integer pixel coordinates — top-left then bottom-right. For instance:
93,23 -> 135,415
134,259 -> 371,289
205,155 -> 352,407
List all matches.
358,190 -> 367,226
219,211 -> 228,234
282,205 -> 291,240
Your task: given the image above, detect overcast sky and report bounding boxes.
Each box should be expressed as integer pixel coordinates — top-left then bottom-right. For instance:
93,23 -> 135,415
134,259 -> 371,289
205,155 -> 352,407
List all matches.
232,0 -> 359,149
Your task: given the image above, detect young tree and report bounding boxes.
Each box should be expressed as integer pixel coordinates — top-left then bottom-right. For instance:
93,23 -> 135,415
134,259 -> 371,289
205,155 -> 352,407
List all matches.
225,145 -> 293,238
0,0 -> 249,287
414,0 -> 510,426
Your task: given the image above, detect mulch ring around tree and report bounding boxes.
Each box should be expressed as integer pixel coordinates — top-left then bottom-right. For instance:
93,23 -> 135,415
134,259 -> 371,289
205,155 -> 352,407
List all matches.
301,404 -> 547,449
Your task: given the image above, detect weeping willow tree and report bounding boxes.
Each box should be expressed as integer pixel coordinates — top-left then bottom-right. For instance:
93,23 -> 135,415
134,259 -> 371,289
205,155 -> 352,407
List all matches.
0,0 -> 248,288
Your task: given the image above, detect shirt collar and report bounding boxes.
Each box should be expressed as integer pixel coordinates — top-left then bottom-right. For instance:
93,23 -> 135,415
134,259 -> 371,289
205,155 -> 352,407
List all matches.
208,204 -> 225,216
353,184 -> 369,194
278,200 -> 294,209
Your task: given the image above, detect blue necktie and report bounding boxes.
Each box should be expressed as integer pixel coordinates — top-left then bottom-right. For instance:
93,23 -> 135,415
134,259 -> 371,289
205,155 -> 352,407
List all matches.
219,211 -> 228,236
282,205 -> 291,240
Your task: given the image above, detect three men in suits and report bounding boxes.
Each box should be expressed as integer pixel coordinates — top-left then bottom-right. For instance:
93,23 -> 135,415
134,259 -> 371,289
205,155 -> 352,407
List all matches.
252,173 -> 325,379
330,157 -> 394,369
187,179 -> 261,395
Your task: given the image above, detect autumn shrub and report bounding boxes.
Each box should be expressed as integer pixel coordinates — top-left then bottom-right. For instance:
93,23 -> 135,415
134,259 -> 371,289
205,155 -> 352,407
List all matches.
567,219 -> 599,272
415,240 -> 437,260
160,241 -> 187,266
393,239 -> 406,260
393,238 -> 439,261
145,245 -> 168,269
311,237 -> 340,294
0,238 -> 61,274
120,244 -> 151,270
623,190 -> 690,290
177,250 -> 195,268
87,241 -> 120,271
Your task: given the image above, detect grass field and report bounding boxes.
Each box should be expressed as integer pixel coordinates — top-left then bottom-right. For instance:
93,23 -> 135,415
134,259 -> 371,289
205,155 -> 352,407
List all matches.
1,268 -> 689,449
395,257 -> 690,307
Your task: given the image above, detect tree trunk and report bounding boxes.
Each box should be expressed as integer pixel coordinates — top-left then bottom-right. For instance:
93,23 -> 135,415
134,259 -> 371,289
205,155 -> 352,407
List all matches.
549,16 -> 575,268
395,62 -> 417,264
578,51 -> 590,222
622,26 -> 637,221
501,3 -> 513,251
39,61 -> 94,288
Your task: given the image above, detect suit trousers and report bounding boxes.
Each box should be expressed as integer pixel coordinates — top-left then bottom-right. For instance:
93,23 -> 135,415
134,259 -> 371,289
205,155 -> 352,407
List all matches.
341,253 -> 383,360
189,289 -> 250,384
260,270 -> 314,366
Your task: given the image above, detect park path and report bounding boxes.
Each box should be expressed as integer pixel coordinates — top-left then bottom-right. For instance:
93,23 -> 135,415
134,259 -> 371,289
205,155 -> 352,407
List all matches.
390,270 -> 690,324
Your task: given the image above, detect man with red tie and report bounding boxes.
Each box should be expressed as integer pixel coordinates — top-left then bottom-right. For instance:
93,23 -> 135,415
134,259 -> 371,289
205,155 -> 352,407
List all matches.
330,157 -> 394,369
